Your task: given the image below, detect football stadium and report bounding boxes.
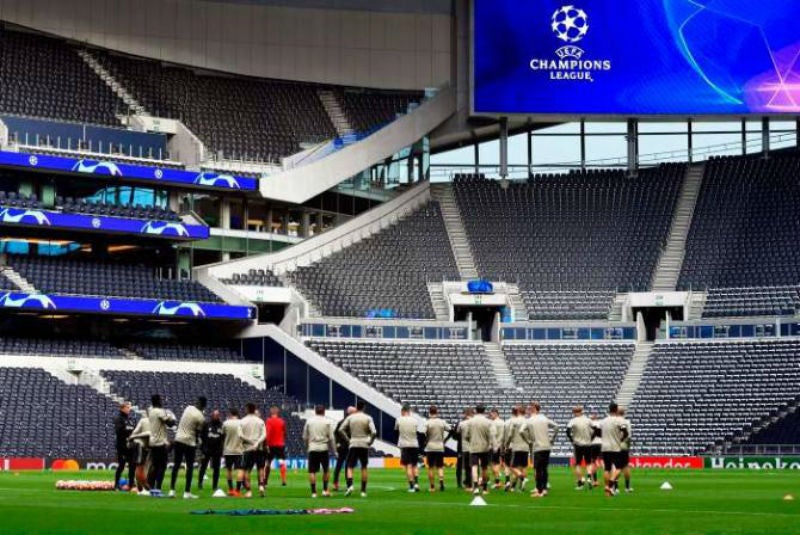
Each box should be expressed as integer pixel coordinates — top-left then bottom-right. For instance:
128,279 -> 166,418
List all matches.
0,0 -> 798,533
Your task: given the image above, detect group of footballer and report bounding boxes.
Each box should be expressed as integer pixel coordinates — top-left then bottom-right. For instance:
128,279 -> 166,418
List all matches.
113,395 -> 633,499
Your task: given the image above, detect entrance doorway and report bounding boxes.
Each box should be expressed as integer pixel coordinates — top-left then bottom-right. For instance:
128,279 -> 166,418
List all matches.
632,306 -> 684,341
454,306 -> 502,342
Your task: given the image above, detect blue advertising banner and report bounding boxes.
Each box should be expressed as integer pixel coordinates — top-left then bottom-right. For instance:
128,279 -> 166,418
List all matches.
0,291 -> 255,320
0,205 -> 209,240
473,0 -> 800,115
0,150 -> 258,191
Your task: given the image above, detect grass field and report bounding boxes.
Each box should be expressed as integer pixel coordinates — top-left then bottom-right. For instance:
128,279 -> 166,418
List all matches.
0,468 -> 798,535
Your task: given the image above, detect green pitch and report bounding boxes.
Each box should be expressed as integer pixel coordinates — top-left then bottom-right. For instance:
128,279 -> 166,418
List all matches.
0,468 -> 798,535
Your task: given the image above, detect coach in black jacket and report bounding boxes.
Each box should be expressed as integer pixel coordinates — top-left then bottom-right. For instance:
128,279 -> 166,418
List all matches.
113,402 -> 136,490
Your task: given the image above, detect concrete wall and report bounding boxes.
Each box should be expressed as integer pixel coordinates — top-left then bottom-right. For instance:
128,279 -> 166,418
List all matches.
0,0 -> 453,90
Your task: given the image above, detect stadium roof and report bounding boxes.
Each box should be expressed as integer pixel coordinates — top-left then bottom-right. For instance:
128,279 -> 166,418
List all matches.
197,0 -> 453,14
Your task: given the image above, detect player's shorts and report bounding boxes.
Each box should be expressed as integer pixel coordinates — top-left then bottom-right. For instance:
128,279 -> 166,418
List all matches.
590,444 -> 602,462
491,449 -> 503,465
603,451 -> 625,472
400,448 -> 419,466
511,451 -> 529,468
224,454 -> 242,470
470,451 -> 491,469
618,450 -> 630,468
308,451 -> 329,474
267,446 -> 286,461
426,451 -> 444,468
243,450 -> 266,471
132,443 -> 148,465
347,447 -> 369,469
574,445 -> 593,465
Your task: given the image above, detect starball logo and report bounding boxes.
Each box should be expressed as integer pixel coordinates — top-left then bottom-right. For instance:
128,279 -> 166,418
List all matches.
529,5 -> 612,82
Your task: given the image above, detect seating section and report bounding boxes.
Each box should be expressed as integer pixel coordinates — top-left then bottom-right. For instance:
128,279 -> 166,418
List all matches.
680,153 -> 800,290
130,342 -> 245,362
454,165 -> 684,320
702,286 -> 800,318
744,409 -> 800,446
96,52 -> 335,161
289,202 -> 459,318
222,268 -> 283,287
0,190 -> 43,209
337,89 -> 423,134
0,368 -> 118,458
7,255 -> 222,303
0,336 -> 122,358
306,340 -> 505,424
629,340 -> 800,454
102,371 -> 305,457
504,343 -> 633,423
0,31 -> 123,126
56,196 -> 180,222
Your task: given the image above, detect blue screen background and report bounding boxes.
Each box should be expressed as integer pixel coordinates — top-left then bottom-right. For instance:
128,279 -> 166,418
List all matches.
474,0 -> 800,115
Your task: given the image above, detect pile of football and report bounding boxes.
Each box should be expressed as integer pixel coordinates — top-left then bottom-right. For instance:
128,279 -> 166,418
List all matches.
55,480 -> 116,491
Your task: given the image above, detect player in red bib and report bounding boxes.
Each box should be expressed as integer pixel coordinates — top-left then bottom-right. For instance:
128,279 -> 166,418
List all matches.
264,405 -> 288,487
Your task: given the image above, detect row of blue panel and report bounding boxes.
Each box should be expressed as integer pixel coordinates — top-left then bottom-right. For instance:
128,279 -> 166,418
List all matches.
501,326 -> 637,341
668,322 -> 794,339
298,322 -> 470,341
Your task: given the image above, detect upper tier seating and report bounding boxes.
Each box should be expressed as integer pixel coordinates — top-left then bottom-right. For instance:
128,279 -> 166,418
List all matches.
0,336 -> 122,359
130,342 -> 245,362
454,165 -> 684,320
628,340 -> 800,454
0,367 -> 118,458
7,255 -> 222,303
337,89 -> 423,134
95,52 -> 336,161
680,153 -> 800,290
289,202 -> 459,318
0,30 -> 123,126
221,268 -> 283,287
702,286 -> 800,318
102,370 -> 305,457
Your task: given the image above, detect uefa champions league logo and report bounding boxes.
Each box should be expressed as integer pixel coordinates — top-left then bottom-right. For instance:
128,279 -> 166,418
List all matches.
529,4 -> 611,82
551,5 -> 589,44
100,299 -> 110,311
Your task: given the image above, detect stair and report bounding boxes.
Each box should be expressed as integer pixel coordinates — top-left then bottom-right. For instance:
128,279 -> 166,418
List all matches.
688,290 -> 708,320
427,282 -> 450,321
483,342 -> 516,389
317,90 -> 355,139
505,283 -> 530,322
278,273 -> 321,318
0,266 -> 37,293
616,341 -> 654,408
651,164 -> 705,291
76,49 -> 149,117
430,183 -> 480,280
608,293 -> 628,321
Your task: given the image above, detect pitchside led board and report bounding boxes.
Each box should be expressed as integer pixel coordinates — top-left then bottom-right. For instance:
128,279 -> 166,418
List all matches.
472,0 -> 800,117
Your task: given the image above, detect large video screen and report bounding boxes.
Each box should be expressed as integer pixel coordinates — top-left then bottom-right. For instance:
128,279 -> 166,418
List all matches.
473,0 -> 800,116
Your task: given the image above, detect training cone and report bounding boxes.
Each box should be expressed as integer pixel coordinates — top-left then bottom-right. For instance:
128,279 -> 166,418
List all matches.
660,482 -> 673,491
470,496 -> 488,506
783,494 -> 794,501
212,489 -> 227,498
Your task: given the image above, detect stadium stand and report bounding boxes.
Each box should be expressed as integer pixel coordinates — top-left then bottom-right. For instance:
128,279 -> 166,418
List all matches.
336,88 -> 423,134
0,367 -> 118,458
305,340 -> 503,424
221,268 -> 283,287
289,202 -> 459,318
702,285 -> 800,318
0,336 -> 122,358
453,165 -> 685,319
6,255 -> 222,303
55,196 -> 180,222
129,342 -> 245,362
628,340 -> 800,454
0,30 -> 123,126
504,343 -> 634,423
744,409 -> 800,446
0,190 -> 42,209
680,153 -> 800,291
101,371 -> 305,457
